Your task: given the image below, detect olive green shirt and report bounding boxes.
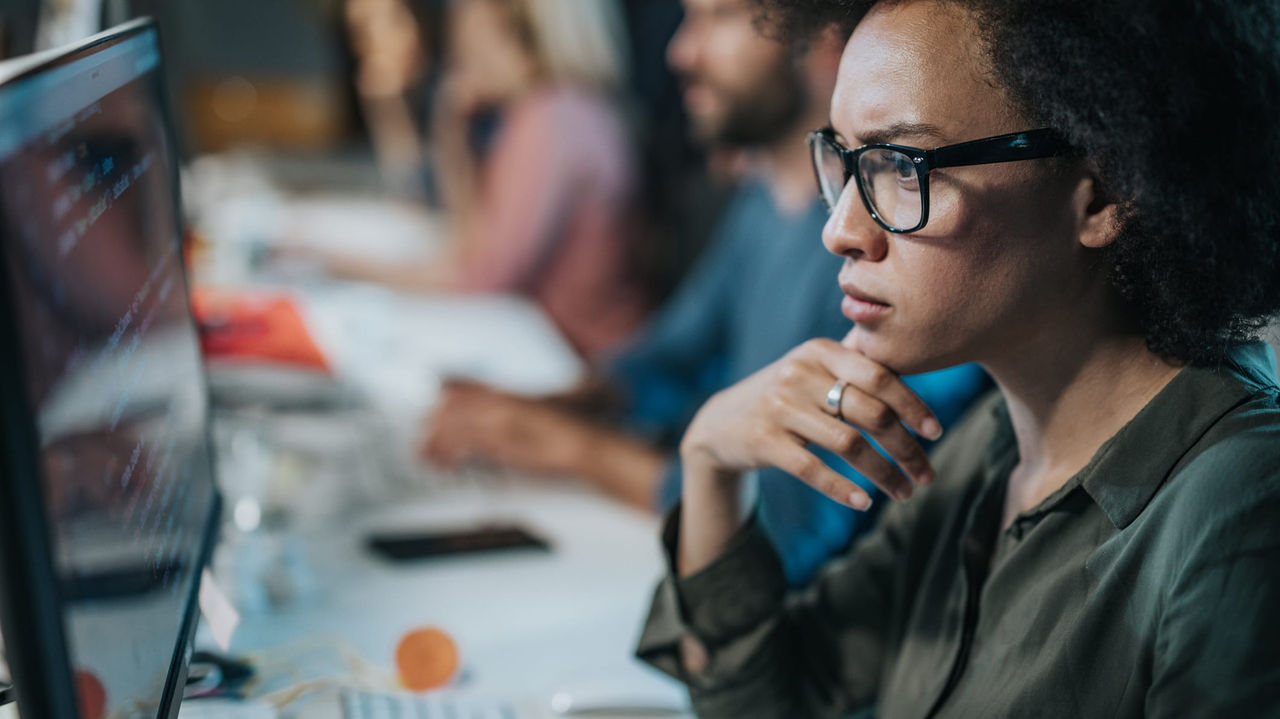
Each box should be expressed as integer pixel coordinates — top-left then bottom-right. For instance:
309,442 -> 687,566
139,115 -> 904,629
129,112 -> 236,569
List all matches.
636,342 -> 1280,718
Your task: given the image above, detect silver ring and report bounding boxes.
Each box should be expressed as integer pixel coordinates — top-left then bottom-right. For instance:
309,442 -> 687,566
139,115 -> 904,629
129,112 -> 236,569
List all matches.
824,380 -> 847,418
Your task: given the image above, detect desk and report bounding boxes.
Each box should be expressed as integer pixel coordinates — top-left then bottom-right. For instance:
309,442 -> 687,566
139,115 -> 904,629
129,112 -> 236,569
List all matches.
198,291 -> 688,717
211,483 -> 688,718
183,167 -> 689,718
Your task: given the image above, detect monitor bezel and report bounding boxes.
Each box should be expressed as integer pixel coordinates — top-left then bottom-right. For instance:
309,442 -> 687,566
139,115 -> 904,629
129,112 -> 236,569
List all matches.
0,17 -> 224,719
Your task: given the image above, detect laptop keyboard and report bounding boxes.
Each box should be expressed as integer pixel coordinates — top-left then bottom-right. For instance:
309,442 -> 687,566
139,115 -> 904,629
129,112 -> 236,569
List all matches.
339,688 -> 520,719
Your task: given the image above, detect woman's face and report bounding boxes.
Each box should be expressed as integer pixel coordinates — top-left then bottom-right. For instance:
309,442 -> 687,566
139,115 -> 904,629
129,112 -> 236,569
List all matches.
825,0 -> 1106,375
447,0 -> 536,105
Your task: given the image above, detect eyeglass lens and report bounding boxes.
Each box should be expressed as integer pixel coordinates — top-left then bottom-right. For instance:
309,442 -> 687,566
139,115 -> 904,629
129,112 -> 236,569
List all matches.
813,137 -> 924,231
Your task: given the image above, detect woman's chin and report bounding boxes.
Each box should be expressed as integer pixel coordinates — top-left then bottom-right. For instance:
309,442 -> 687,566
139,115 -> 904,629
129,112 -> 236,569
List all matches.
848,326 -> 955,377
846,327 -> 904,369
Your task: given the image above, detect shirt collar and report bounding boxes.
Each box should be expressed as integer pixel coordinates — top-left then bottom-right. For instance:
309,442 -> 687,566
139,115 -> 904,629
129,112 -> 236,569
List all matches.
985,342 -> 1279,529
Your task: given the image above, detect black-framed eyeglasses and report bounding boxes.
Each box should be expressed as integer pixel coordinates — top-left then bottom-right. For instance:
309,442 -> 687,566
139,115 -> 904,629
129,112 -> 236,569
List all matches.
807,127 -> 1073,233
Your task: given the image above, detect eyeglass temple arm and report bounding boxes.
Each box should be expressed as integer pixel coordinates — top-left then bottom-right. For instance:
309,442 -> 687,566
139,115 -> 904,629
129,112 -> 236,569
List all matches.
927,129 -> 1071,170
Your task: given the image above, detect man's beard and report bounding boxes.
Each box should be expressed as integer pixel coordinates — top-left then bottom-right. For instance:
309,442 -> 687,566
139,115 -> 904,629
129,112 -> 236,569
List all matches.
699,59 -> 808,148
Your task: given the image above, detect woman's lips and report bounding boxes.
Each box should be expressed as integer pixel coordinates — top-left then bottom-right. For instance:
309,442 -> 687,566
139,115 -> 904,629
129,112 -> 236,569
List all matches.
840,284 -> 891,323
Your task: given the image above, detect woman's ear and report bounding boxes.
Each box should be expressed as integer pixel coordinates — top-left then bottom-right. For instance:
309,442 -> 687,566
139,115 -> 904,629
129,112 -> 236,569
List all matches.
1074,175 -> 1121,249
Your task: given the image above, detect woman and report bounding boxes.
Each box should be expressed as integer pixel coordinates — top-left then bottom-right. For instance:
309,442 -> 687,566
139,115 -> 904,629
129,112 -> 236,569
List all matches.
327,0 -> 649,359
636,0 -> 1280,716
344,0 -> 440,191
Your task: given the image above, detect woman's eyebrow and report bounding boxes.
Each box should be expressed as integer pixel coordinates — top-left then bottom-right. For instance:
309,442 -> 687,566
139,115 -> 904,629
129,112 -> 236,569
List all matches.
836,120 -> 948,147
819,124 -> 848,146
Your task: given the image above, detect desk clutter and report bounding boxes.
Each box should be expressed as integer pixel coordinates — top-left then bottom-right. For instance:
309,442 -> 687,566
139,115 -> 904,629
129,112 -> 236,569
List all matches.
193,289 -> 332,374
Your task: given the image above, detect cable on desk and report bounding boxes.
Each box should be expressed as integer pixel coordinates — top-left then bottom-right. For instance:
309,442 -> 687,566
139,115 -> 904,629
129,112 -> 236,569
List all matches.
237,634 -> 409,711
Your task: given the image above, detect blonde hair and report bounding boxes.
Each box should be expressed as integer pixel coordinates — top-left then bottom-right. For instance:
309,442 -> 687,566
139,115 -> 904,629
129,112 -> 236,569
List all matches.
493,0 -> 631,93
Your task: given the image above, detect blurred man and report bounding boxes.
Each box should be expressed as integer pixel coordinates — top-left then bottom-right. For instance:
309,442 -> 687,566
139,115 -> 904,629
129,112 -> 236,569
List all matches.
423,0 -> 988,584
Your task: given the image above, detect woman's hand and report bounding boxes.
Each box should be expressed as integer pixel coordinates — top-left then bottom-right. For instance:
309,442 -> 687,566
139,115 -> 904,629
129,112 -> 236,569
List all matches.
680,337 -> 942,510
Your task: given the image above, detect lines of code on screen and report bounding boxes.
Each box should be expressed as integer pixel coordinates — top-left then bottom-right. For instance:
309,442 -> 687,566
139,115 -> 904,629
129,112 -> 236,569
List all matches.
0,35 -> 218,716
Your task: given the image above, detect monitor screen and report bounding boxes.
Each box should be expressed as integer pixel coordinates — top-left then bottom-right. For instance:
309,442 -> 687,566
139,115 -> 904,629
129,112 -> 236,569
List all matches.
0,21 -> 219,719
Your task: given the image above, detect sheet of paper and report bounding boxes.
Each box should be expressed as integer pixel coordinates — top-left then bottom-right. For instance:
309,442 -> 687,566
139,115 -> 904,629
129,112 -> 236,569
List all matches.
198,569 -> 240,652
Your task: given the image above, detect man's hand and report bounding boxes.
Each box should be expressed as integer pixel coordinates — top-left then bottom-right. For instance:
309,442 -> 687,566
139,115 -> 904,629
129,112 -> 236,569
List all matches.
420,381 -> 668,510
420,381 -> 593,476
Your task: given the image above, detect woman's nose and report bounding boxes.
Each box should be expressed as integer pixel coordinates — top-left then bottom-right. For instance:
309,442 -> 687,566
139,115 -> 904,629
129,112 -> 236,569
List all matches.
822,182 -> 889,262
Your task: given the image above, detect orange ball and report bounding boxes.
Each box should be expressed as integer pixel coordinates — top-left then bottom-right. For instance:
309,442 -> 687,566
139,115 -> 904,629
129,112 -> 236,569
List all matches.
74,669 -> 107,719
395,627 -> 460,692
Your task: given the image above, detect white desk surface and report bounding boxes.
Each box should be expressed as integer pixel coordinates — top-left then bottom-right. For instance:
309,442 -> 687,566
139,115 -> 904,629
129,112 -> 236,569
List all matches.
211,482 -> 688,718
181,177 -> 689,718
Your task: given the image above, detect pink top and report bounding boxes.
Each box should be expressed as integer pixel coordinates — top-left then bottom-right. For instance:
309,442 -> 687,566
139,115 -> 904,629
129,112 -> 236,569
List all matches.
457,86 -> 649,359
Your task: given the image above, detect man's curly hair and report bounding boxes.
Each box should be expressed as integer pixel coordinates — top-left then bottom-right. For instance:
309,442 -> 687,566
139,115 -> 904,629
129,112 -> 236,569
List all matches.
759,0 -> 1280,366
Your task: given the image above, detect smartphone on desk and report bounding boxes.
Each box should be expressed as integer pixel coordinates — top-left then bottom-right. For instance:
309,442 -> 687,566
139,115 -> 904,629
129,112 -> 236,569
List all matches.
366,525 -> 550,562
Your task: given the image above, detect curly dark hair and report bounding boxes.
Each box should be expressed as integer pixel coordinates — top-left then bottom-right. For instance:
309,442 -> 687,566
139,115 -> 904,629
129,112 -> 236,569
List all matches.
758,0 -> 1280,366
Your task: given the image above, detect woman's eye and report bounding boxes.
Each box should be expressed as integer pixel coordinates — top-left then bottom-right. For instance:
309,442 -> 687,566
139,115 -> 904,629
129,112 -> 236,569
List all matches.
892,154 -> 916,181
861,150 -> 921,194
869,150 -> 917,182
876,152 -> 919,191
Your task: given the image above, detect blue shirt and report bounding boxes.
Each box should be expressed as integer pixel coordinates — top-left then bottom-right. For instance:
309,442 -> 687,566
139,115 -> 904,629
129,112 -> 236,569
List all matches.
609,180 -> 989,584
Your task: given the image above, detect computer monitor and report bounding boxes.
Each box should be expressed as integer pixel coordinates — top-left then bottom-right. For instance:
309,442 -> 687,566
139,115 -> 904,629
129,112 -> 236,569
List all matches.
0,19 -> 221,719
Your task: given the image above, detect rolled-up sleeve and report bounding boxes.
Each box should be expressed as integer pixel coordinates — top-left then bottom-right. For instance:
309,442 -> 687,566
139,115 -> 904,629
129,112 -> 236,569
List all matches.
636,492 -> 927,719
635,505 -> 794,716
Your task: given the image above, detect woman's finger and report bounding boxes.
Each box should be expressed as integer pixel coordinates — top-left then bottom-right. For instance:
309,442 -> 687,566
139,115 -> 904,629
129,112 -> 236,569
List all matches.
774,355 -> 935,489
836,384 -> 935,487
768,438 -> 875,511
778,404 -> 917,500
806,339 -> 943,440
